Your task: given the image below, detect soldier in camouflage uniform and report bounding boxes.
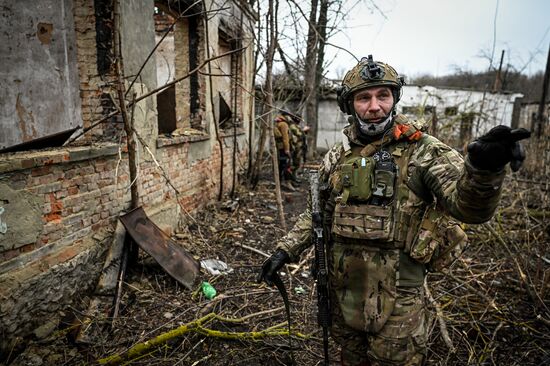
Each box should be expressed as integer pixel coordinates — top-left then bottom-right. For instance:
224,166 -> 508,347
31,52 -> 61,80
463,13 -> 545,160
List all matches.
274,113 -> 293,184
288,114 -> 305,183
258,55 -> 529,365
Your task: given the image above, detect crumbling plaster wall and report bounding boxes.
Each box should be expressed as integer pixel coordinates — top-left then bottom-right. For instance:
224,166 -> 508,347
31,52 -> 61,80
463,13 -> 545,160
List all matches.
0,0 -> 83,150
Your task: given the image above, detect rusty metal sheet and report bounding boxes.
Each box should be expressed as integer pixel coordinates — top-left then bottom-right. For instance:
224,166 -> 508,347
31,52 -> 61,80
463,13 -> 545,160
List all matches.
119,207 -> 200,290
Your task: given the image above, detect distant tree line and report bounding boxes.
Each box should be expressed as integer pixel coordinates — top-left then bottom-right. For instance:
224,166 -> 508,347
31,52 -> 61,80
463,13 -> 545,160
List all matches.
411,69 -> 545,103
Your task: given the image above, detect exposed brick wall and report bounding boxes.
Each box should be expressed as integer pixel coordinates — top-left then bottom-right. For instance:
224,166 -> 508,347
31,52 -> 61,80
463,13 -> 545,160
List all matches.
154,12 -> 173,32
0,146 -> 129,265
0,135 -> 247,343
73,0 -> 119,142
0,138 -> 246,266
138,136 -> 246,210
74,0 -> 102,138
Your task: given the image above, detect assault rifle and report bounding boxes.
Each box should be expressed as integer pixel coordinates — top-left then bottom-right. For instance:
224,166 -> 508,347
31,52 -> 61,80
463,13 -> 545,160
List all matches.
311,171 -> 331,365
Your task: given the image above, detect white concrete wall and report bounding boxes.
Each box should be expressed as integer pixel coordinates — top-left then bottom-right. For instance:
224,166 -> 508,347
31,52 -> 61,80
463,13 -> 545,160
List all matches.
316,86 -> 523,151
398,85 -> 523,139
317,96 -> 348,153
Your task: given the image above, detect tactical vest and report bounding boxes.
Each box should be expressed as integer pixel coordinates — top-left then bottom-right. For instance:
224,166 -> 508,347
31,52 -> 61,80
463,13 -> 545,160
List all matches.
330,136 -> 419,249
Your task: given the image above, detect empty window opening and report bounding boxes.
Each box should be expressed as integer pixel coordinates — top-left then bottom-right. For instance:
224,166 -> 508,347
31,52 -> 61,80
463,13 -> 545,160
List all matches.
154,4 -> 202,134
154,6 -> 177,134
216,28 -> 241,129
188,15 -> 200,126
95,0 -> 114,76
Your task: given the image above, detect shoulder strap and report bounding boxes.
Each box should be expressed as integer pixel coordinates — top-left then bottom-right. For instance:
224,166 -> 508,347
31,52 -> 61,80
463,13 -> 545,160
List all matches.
272,273 -> 295,364
342,129 -> 352,156
359,134 -> 393,157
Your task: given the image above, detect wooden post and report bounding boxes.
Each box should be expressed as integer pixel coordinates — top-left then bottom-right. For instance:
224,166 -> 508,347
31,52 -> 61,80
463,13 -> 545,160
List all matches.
111,0 -> 139,325
493,50 -> 505,92
535,43 -> 550,138
431,108 -> 438,138
265,0 -> 287,231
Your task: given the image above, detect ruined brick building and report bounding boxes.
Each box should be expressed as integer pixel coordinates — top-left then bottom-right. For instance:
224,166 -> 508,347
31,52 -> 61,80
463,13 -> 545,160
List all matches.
0,0 -> 256,349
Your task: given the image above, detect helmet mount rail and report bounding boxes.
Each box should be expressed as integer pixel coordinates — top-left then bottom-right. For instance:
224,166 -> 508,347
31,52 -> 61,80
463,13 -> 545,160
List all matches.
361,55 -> 385,80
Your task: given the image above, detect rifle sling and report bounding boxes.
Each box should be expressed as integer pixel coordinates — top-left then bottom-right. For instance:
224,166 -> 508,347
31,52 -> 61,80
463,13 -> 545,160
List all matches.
272,272 -> 295,365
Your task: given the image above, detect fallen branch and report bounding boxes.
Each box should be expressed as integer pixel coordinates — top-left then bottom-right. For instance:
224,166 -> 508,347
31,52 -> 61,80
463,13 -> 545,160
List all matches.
290,247 -> 314,275
237,243 -> 270,258
484,223 -> 548,312
443,270 -> 501,313
424,281 -> 456,354
98,312 -> 308,365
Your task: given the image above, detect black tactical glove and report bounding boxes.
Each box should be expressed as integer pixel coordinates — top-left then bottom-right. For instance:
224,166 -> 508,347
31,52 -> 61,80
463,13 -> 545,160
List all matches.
257,249 -> 290,286
467,125 -> 531,172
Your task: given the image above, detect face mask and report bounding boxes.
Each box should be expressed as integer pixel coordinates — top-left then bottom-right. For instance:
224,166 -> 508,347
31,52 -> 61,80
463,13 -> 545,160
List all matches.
356,112 -> 394,136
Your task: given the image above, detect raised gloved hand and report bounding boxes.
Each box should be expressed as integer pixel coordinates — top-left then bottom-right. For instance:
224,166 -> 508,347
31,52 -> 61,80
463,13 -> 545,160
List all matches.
257,249 -> 290,286
467,125 -> 531,172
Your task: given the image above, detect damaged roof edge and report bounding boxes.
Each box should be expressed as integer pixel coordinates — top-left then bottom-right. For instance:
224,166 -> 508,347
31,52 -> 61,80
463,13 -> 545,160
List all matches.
0,128 -> 79,154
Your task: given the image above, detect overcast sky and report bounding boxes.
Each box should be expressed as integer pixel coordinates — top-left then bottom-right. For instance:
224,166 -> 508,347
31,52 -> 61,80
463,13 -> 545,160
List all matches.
324,0 -> 550,79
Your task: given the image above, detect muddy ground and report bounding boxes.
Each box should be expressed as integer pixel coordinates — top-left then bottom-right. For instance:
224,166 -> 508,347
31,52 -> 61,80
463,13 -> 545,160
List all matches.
4,167 -> 550,366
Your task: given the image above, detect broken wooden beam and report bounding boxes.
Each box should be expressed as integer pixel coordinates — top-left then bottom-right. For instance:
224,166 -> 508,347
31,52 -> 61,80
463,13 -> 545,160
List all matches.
75,220 -> 126,344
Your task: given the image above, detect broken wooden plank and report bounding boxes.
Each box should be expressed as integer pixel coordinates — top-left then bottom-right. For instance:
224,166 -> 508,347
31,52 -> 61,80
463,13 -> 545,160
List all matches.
75,220 -> 126,344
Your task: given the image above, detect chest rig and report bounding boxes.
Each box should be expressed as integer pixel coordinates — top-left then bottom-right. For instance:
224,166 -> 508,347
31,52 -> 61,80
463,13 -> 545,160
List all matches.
330,135 -> 414,244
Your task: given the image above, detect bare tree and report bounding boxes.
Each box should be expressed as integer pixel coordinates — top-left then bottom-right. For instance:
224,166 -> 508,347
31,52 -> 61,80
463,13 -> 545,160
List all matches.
303,0 -> 320,156
262,0 -> 287,229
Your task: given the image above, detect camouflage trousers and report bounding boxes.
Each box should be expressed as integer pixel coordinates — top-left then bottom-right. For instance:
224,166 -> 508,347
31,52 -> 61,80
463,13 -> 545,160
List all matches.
278,150 -> 292,181
331,286 -> 428,366
291,149 -> 303,174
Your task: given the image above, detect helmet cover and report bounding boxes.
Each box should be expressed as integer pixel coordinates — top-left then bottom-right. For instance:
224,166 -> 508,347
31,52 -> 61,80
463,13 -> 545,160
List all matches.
337,55 -> 404,115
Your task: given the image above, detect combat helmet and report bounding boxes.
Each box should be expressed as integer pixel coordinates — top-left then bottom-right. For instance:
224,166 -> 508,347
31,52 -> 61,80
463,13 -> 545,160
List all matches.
337,55 -> 404,115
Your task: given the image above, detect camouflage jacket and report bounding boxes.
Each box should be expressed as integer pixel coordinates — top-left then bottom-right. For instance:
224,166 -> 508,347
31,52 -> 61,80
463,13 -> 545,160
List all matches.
288,123 -> 303,150
276,115 -> 505,262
